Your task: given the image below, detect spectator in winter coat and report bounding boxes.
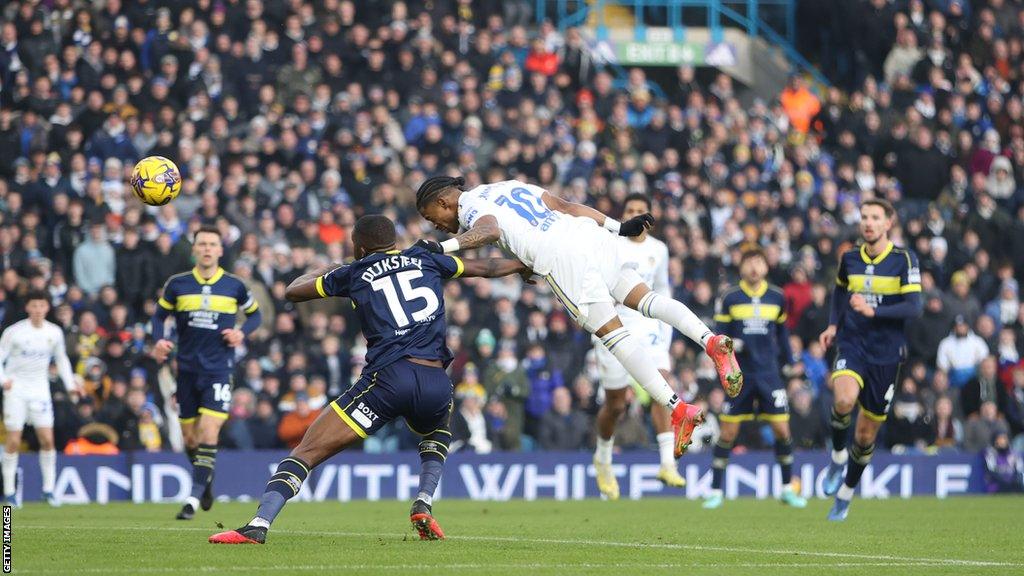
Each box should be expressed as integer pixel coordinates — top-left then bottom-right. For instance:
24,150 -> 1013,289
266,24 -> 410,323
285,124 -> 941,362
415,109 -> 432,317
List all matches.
523,343 -> 564,437
961,356 -> 1011,419
538,387 -> 590,450
983,279 -> 1019,331
789,387 -> 827,449
277,392 -> 320,448
936,315 -> 989,387
983,431 -> 1024,493
964,402 -> 1009,453
73,222 -> 116,297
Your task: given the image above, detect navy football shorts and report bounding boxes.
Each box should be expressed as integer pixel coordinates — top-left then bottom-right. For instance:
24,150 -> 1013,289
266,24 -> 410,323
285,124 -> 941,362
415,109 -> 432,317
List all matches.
177,370 -> 233,422
720,371 -> 789,423
330,358 -> 453,438
832,348 -> 901,421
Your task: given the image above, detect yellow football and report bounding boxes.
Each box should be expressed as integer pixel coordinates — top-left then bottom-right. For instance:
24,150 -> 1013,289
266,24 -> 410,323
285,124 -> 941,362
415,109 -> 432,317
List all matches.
131,156 -> 182,206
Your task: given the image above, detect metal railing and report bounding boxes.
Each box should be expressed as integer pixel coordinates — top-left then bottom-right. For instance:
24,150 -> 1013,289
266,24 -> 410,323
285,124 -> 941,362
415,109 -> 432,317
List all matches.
534,0 -> 827,85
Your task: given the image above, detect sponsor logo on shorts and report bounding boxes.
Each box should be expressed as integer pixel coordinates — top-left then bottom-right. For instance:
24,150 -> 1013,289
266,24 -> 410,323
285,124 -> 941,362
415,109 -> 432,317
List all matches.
352,402 -> 378,428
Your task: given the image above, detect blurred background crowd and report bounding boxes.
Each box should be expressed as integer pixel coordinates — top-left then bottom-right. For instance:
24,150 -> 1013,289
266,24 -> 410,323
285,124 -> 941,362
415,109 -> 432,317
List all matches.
1,1 -> 1023,479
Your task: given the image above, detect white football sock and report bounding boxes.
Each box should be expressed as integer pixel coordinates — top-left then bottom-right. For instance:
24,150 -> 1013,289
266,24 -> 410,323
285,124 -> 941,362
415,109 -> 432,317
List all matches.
594,436 -> 614,465
416,491 -> 433,506
636,292 -> 713,348
832,449 -> 849,465
656,432 -> 676,467
599,328 -> 677,407
2,452 -> 17,497
39,450 -> 56,493
185,496 -> 200,510
837,484 -> 855,501
249,516 -> 271,529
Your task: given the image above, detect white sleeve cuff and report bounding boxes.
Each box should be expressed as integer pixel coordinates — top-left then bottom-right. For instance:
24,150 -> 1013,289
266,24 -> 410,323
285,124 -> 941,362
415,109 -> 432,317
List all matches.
602,218 -> 621,234
441,238 -> 461,253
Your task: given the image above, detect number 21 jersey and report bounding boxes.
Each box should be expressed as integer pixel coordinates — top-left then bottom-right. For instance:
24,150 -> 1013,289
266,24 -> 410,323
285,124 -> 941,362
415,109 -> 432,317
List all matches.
316,246 -> 465,374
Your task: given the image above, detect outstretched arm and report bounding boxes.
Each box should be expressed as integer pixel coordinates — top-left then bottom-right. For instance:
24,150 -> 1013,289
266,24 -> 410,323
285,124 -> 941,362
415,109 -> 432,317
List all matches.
542,191 -> 611,225
459,258 -> 531,279
541,191 -> 653,237
420,215 -> 502,254
286,263 -> 345,302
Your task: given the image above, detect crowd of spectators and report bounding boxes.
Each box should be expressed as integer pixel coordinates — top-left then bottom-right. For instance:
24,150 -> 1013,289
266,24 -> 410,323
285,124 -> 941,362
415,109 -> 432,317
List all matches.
1,0 -> 1023,465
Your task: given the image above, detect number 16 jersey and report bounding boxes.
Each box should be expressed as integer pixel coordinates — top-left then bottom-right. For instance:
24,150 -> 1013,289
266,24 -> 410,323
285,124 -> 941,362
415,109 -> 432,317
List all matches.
316,246 -> 465,374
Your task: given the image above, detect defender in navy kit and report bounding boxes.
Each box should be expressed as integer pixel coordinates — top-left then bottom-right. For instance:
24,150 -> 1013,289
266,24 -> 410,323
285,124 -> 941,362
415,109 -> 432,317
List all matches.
210,214 -> 527,544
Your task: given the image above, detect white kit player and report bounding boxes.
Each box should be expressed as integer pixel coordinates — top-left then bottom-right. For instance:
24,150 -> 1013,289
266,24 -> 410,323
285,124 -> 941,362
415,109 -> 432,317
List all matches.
416,176 -> 743,459
0,291 -> 80,507
590,194 -> 684,499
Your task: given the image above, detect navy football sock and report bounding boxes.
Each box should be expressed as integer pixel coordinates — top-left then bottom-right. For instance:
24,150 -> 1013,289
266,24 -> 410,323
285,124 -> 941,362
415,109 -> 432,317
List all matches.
416,429 -> 451,504
830,407 -> 852,452
711,439 -> 733,491
775,437 -> 794,485
189,444 -> 217,500
843,442 -> 875,492
253,457 -> 310,526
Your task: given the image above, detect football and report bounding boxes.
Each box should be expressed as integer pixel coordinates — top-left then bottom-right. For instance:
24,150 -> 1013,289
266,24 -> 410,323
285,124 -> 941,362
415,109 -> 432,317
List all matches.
131,156 -> 182,206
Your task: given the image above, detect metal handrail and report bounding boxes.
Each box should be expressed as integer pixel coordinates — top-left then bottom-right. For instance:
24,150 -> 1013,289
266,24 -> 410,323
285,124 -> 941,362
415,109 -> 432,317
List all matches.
534,0 -> 827,86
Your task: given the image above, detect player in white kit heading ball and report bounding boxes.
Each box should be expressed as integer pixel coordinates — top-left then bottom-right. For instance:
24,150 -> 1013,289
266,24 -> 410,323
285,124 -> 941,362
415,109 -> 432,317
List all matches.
0,291 -> 81,507
416,176 -> 743,457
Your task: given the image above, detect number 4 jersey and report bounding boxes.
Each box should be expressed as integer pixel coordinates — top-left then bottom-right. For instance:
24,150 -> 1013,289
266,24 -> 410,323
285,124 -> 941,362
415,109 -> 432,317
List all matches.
316,246 -> 465,373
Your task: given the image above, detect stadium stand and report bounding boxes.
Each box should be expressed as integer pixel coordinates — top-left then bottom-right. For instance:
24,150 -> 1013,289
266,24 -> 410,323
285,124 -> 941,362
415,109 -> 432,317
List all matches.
1,0 -> 1023,459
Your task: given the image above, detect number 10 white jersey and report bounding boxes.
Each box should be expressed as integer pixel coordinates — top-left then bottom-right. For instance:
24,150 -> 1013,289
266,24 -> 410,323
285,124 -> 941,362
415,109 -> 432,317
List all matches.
457,180 -> 593,275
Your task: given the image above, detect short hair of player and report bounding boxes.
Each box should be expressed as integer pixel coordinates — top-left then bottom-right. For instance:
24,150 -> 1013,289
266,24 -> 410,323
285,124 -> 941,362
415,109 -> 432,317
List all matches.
193,224 -> 221,242
352,214 -> 397,252
416,175 -> 465,208
623,193 -> 652,211
740,247 -> 768,265
861,198 -> 895,219
25,290 -> 49,304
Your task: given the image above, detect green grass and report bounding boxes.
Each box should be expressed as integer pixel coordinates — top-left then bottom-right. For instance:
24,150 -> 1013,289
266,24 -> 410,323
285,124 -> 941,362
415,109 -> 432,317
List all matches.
10,497 -> 1024,575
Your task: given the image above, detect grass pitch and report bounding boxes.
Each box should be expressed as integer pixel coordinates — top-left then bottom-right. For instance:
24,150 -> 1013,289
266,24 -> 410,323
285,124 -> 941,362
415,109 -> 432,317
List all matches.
11,497 -> 1023,575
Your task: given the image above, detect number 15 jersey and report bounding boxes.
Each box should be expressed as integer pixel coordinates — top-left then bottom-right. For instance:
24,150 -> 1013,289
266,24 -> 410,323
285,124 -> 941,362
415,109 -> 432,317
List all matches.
459,180 -> 593,276
316,246 -> 465,374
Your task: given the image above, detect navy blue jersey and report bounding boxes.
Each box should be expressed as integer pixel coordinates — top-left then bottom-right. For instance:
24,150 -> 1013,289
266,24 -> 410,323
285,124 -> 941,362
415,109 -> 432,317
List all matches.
157,268 -> 259,373
834,243 -> 921,364
715,281 -> 792,375
316,246 -> 464,374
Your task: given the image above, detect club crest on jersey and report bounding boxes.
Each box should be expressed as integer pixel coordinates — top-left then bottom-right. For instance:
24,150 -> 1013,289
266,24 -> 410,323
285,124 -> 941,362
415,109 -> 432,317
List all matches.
201,285 -> 212,309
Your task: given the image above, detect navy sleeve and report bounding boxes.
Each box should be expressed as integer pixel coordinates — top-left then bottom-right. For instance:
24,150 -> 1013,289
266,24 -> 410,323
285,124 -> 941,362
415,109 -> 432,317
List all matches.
318,265 -> 353,298
874,291 -> 924,319
714,292 -> 735,336
152,277 -> 177,340
899,249 -> 922,295
427,253 -> 465,279
829,255 -> 848,326
237,280 -> 259,314
777,316 -> 795,365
